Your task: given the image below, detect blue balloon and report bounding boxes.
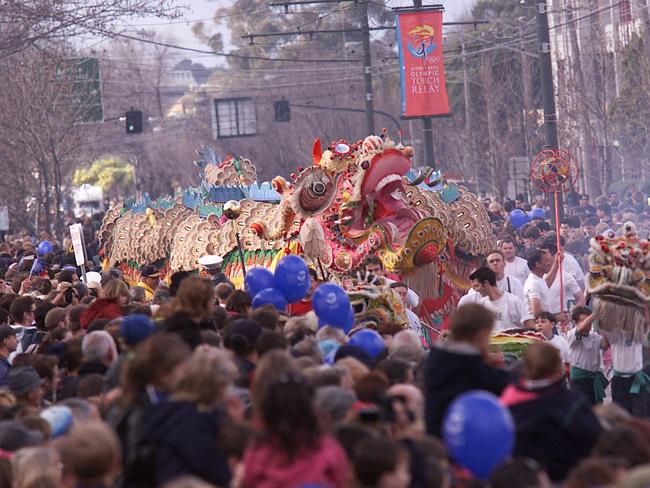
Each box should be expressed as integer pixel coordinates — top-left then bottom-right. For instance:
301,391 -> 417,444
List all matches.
349,329 -> 385,359
36,241 -> 53,256
528,207 -> 546,220
443,390 -> 515,480
312,283 -> 350,328
318,305 -> 354,334
252,287 -> 288,312
342,306 -> 355,334
274,255 -> 311,303
509,209 -> 530,229
245,267 -> 275,298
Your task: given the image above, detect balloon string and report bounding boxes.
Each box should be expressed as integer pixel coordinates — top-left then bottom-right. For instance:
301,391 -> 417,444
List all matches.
554,191 -> 564,317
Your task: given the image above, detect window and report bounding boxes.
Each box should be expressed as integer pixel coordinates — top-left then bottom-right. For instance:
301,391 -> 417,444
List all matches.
214,98 -> 257,138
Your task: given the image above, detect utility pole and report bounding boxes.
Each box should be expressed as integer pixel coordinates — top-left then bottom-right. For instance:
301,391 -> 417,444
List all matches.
360,0 -> 375,134
535,0 -> 564,222
413,0 -> 435,168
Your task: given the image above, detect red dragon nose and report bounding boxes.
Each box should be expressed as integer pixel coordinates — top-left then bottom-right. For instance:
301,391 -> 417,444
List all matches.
414,243 -> 440,267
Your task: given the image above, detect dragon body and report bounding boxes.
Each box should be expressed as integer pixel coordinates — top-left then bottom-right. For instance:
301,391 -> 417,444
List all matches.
99,134 -> 495,320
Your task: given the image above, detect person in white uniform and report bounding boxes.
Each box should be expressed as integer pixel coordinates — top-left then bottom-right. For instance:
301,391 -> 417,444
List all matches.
468,267 -> 531,332
522,249 -> 561,318
390,282 -> 423,336
500,237 -> 530,285
486,250 -> 525,302
567,307 -> 607,405
603,328 -> 648,417
537,238 -> 585,316
535,311 -> 570,364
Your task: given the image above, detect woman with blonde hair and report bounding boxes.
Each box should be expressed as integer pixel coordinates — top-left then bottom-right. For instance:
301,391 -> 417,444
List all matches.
79,279 -> 128,329
138,345 -> 236,486
164,276 -> 215,349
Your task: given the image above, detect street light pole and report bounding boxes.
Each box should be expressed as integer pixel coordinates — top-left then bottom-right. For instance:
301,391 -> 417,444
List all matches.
535,0 -> 564,222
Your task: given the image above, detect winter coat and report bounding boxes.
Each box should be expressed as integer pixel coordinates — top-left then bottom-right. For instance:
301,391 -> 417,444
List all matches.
79,298 -> 122,329
501,378 -> 602,481
424,342 -> 512,437
141,400 -> 232,487
242,434 -> 348,488
163,312 -> 203,350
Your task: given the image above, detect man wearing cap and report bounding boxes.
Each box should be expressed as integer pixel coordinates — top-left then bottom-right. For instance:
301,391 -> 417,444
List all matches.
137,265 -> 160,302
0,325 -> 17,386
8,366 -> 44,408
199,255 -> 233,288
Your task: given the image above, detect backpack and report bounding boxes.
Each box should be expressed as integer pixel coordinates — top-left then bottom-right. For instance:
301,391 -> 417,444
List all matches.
20,329 -> 44,353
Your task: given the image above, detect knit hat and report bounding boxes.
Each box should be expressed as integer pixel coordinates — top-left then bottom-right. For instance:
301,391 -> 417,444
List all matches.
7,366 -> 43,397
119,314 -> 155,346
40,406 -> 73,438
224,319 -> 263,354
0,420 -> 44,451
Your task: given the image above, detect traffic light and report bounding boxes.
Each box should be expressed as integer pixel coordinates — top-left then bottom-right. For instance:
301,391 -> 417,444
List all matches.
274,100 -> 290,122
125,110 -> 143,134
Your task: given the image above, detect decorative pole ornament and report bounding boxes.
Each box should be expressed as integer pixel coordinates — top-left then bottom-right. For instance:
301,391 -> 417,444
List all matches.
223,200 -> 247,277
530,149 -> 580,317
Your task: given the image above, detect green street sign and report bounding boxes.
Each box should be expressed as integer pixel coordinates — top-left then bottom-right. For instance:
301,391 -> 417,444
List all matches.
58,57 -> 104,123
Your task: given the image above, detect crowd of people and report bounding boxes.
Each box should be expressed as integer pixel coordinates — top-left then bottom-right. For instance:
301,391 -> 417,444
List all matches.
0,187 -> 647,488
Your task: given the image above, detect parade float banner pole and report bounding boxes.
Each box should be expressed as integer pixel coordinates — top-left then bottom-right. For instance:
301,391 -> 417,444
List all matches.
531,149 -> 580,321
553,191 -> 564,315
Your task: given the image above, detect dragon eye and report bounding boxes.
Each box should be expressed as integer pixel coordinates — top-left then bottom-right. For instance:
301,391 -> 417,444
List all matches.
312,181 -> 326,195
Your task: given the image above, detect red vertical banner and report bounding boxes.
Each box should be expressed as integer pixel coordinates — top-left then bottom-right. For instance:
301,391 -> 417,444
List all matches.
395,8 -> 450,117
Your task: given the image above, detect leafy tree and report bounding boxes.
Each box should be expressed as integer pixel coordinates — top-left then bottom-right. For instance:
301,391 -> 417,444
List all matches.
74,157 -> 135,199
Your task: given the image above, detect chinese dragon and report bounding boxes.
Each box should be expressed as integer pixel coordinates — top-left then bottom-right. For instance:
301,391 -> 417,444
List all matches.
99,133 -> 495,323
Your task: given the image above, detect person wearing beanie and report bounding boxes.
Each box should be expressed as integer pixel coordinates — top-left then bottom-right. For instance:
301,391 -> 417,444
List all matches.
8,366 -> 44,408
223,319 -> 262,388
104,314 -> 156,392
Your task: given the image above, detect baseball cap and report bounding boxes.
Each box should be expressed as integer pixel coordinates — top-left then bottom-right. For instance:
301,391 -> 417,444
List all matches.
0,420 -> 44,451
120,314 -> 155,346
7,366 -> 43,397
0,325 -> 16,341
141,265 -> 160,278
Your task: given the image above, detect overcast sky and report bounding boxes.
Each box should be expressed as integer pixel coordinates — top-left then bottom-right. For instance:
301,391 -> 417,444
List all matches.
117,0 -> 477,65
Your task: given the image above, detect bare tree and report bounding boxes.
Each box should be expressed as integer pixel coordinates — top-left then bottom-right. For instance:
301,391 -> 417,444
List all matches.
0,1 -> 183,59
0,48 -> 96,235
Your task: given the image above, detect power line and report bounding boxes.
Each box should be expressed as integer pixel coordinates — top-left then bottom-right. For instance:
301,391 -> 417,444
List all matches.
98,30 -> 362,63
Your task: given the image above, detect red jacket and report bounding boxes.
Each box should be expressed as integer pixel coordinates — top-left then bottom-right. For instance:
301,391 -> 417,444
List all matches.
242,435 -> 348,488
80,298 -> 123,329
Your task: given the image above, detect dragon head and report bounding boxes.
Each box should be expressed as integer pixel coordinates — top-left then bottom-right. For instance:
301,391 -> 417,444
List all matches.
343,135 -> 420,248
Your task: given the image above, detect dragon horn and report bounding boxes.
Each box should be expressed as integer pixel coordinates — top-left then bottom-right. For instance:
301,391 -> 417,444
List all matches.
405,167 -> 434,186
312,138 -> 323,165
